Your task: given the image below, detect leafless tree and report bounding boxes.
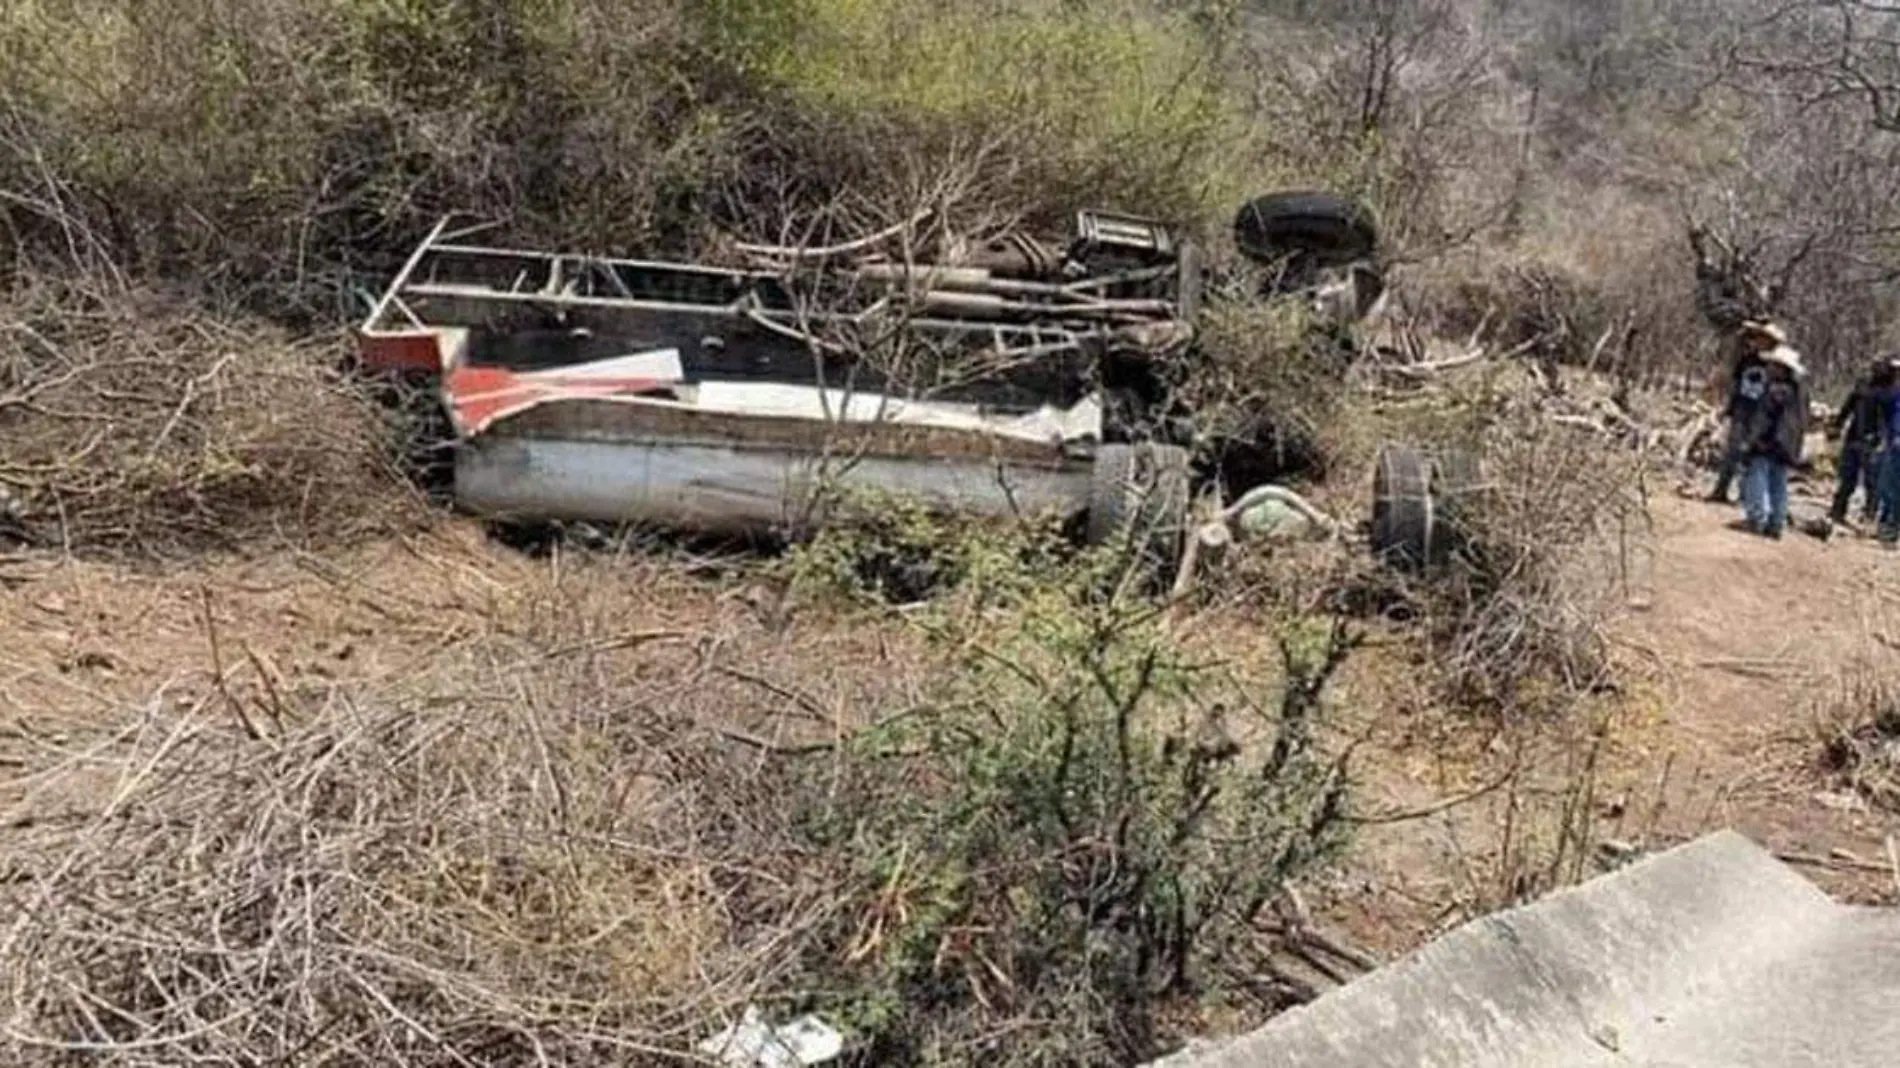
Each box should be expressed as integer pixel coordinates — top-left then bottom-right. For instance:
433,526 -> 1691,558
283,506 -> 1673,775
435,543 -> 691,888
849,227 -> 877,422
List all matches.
1725,0 -> 1900,131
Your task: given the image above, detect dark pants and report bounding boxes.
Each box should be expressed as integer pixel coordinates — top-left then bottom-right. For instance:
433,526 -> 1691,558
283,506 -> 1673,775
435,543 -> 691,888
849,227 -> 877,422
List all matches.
1880,447 -> 1900,545
1830,441 -> 1883,523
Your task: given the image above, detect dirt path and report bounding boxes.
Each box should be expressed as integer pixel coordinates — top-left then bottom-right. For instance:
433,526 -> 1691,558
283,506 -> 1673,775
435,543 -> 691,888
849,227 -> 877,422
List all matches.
1318,483 -> 1900,961
1612,488 -> 1899,897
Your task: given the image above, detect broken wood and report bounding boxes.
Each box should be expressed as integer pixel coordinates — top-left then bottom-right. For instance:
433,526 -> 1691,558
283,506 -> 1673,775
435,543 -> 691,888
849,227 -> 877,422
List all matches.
1168,519 -> 1234,607
1774,849 -> 1894,876
734,208 -> 935,262
1168,485 -> 1344,607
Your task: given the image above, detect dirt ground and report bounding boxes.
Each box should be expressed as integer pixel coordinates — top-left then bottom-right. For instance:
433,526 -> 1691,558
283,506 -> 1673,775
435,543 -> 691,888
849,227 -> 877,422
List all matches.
3,475 -> 1897,975
1615,487 -> 1899,892
1316,481 -> 1900,959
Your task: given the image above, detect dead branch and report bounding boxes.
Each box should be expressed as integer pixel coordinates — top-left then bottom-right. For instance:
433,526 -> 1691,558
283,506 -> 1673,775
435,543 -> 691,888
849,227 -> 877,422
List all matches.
1346,762 -> 1521,826
0,282 -> 421,554
735,207 -> 936,263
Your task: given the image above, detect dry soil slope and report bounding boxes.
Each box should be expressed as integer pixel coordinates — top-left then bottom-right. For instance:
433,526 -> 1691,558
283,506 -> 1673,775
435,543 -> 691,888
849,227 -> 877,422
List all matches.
1617,488 -> 1900,895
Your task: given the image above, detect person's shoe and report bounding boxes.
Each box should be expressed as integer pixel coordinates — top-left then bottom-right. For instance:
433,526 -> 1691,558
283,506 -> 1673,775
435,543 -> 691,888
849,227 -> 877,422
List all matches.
1765,525 -> 1784,540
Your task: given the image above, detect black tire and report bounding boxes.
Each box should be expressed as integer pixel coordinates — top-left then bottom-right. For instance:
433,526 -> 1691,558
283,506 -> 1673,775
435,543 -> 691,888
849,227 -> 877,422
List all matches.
1234,191 -> 1379,268
1086,443 -> 1192,573
1371,444 -> 1485,573
1371,443 -> 1443,573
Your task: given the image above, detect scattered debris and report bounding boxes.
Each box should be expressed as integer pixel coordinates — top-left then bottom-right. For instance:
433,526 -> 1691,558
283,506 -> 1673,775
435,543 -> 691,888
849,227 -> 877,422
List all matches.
1167,483 -> 1344,603
699,1007 -> 844,1068
1814,790 -> 1870,814
1598,838 -> 1641,860
1821,703 -> 1900,813
1773,848 -> 1894,875
354,195 -> 1383,553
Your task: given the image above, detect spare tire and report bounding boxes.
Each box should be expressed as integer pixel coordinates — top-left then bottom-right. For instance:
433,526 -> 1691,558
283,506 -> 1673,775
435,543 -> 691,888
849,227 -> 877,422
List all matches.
1370,444 -> 1444,573
1086,442 -> 1192,576
1235,191 -> 1379,268
1371,444 -> 1485,574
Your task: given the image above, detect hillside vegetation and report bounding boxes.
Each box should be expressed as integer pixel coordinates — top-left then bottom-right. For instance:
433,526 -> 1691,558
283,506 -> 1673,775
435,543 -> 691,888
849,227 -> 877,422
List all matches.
3,1 -> 1899,1065
7,1 -> 1898,368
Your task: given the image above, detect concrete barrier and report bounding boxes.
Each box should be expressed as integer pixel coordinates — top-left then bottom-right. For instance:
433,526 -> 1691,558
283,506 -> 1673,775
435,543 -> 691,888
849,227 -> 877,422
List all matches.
1152,831 -> 1900,1067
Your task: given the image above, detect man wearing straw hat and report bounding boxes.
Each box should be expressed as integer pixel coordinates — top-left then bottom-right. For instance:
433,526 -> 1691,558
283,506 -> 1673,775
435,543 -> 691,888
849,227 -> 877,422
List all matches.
1707,319 -> 1789,503
1733,339 -> 1809,539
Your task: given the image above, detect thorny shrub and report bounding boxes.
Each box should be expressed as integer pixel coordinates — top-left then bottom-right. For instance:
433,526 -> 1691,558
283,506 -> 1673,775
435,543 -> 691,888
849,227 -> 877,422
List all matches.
1376,367 -> 1651,722
0,499 -> 1358,1067
1816,666 -> 1900,813
1401,232 -> 1706,393
0,598 -> 825,1065
784,513 -> 1357,1066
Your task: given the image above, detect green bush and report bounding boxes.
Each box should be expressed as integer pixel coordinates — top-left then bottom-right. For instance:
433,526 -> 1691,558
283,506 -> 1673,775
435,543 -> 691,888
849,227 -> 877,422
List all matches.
791,526 -> 1356,1065
783,490 -> 1073,605
1,0 -> 1314,311
0,0 -> 730,304
699,0 -> 1251,225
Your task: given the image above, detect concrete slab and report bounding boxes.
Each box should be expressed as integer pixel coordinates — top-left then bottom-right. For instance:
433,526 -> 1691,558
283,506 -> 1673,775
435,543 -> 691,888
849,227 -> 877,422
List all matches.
1152,832 -> 1900,1067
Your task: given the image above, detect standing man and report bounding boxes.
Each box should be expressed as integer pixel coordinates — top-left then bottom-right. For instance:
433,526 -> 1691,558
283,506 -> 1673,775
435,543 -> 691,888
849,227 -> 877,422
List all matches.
1827,356 -> 1897,528
1708,320 -> 1786,504
1737,343 -> 1808,539
1880,365 -> 1900,548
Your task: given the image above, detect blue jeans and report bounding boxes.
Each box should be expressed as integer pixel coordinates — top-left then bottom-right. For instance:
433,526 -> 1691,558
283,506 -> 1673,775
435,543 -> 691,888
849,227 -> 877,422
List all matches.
1831,442 -> 1882,522
1741,455 -> 1789,534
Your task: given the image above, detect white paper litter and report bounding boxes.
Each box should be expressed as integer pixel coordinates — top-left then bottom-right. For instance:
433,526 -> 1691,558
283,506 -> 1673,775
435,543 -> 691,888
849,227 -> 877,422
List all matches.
698,1006 -> 844,1068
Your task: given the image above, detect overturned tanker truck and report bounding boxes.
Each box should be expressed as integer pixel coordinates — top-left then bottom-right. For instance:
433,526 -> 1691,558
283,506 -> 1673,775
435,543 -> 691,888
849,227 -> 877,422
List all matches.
354,191 -> 1447,569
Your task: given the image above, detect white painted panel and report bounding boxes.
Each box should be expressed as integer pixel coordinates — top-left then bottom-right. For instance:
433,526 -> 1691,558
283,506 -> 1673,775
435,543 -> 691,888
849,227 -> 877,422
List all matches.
651,382 -> 1103,444
454,436 -> 1093,531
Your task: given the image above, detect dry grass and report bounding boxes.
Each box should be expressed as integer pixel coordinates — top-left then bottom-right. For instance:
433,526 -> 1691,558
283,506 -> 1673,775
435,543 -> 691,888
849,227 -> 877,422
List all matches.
0,281 -> 421,555
1428,415 -> 1650,715
1,677 -> 787,1063
0,506 -> 1364,1066
0,544 -> 929,1065
1816,666 -> 1900,814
